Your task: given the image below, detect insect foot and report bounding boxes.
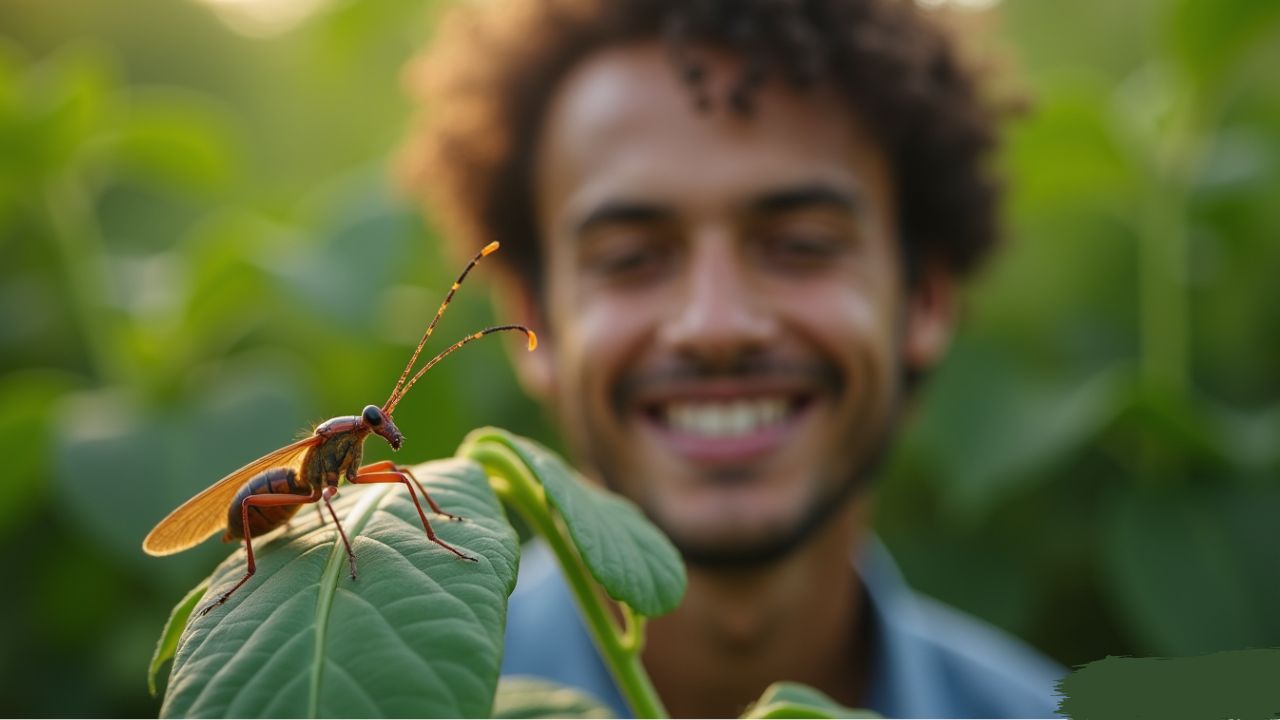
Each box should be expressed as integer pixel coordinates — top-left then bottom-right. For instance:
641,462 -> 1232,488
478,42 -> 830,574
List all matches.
196,594 -> 230,617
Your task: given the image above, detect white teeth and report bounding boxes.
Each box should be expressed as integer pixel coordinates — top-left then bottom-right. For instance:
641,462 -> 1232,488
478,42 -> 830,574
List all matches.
663,398 -> 790,438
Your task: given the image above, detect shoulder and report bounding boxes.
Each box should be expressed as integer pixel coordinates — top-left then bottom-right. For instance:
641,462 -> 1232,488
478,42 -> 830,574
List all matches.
909,594 -> 1066,717
861,539 -> 1066,718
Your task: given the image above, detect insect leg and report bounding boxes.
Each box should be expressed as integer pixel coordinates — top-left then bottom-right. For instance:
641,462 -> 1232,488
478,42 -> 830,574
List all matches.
357,460 -> 464,521
352,470 -> 477,562
199,491 -> 316,616
321,485 -> 358,579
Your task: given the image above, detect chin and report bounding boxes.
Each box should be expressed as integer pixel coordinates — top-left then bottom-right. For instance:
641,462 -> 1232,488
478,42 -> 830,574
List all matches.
650,502 -> 813,569
642,469 -> 866,569
666,525 -> 816,569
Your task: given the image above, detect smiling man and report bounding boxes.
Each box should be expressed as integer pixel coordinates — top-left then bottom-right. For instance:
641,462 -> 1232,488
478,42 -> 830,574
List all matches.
404,1 -> 1063,717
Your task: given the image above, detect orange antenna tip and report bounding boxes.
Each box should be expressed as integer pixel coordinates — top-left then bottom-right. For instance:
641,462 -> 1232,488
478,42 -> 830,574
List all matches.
482,241 -> 500,257
527,330 -> 538,351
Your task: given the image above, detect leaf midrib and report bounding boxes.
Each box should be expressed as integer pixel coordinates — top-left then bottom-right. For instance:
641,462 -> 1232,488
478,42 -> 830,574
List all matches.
308,484 -> 395,718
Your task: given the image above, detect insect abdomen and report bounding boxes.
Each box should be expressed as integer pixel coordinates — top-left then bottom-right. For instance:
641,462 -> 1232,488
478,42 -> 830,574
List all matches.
223,468 -> 310,541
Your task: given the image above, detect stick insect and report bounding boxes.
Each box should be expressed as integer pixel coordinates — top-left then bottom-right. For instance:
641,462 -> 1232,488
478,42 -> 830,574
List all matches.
142,241 -> 535,615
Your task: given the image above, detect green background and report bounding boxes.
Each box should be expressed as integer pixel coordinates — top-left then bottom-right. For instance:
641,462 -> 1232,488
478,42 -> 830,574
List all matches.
1,0 -> 1277,715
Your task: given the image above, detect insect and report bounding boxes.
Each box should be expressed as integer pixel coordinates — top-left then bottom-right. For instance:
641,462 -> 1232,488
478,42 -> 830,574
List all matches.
142,241 -> 535,615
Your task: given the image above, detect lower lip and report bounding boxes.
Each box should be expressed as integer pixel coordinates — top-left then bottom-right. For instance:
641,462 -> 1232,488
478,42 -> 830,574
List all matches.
643,408 -> 804,465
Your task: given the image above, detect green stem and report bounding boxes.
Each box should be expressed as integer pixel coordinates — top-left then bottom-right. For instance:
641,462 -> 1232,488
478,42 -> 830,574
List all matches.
1134,78 -> 1219,480
464,442 -> 668,718
45,174 -> 126,385
1138,95 -> 1199,402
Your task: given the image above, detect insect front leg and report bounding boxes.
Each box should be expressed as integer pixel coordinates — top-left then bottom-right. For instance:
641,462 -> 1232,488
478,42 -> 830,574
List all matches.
199,491 -> 317,616
352,468 -> 477,562
357,460 -> 465,521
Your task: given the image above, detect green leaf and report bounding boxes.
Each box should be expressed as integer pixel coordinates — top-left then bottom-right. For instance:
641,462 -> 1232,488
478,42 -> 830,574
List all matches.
491,677 -> 614,719
149,577 -> 209,697
461,427 -> 686,617
52,369 -> 305,572
0,369 -> 80,534
158,458 -> 518,718
1165,0 -> 1280,89
740,682 -> 879,719
1103,485 -> 1264,656
115,88 -> 242,195
912,348 -> 1130,521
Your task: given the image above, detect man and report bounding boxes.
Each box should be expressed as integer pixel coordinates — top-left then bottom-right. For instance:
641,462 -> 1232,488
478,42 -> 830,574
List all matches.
402,0 -> 1064,716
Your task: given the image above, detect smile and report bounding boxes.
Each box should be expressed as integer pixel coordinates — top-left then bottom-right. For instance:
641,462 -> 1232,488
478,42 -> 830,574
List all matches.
638,389 -> 817,465
662,397 -> 791,438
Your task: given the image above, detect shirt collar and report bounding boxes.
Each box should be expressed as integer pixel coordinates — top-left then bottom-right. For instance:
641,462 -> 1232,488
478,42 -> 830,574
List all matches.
857,535 -> 942,718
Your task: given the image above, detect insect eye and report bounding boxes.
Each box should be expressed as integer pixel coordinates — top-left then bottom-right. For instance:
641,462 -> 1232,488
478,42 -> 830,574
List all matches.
362,405 -> 383,426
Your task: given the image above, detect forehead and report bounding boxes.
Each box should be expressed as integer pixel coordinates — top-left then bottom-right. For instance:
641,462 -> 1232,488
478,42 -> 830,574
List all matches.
534,42 -> 893,226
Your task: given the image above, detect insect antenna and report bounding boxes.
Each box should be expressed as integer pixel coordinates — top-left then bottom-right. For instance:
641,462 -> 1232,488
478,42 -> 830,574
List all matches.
383,325 -> 536,414
386,241 -> 501,405
382,241 -> 536,414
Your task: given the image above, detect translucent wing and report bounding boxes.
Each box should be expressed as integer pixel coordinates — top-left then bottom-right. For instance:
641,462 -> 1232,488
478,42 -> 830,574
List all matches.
142,435 -> 320,556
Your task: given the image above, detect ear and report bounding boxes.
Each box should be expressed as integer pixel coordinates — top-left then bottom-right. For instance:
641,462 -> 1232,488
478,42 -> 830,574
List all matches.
903,262 -> 958,371
491,277 -> 556,401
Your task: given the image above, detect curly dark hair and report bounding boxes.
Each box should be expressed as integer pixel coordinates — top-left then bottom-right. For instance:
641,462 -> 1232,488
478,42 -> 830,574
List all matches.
401,0 -> 1004,296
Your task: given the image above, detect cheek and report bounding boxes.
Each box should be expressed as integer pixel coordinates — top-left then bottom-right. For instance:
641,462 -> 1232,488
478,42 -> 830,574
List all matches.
552,290 -> 656,407
776,274 -> 902,413
777,273 -> 896,354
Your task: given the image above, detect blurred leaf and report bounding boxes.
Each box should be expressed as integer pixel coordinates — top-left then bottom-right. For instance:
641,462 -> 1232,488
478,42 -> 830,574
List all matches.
1165,0 -> 1280,89
1209,402 -> 1280,474
259,213 -> 408,329
0,43 -> 118,181
0,369 -> 81,533
148,576 -> 208,698
160,458 -> 518,718
740,682 -> 878,719
1109,385 -> 1254,473
179,210 -> 280,352
1194,126 -> 1274,193
1103,485 -> 1274,656
914,349 -> 1130,520
460,427 -> 686,617
52,365 -> 305,568
491,677 -> 613,719
114,87 -> 241,195
1006,75 -> 1138,213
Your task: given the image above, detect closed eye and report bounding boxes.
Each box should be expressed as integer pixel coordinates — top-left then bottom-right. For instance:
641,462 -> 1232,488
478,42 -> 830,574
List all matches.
581,225 -> 673,285
757,217 -> 852,270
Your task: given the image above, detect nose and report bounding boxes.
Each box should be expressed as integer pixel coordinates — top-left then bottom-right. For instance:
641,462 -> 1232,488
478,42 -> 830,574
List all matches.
659,232 -> 777,369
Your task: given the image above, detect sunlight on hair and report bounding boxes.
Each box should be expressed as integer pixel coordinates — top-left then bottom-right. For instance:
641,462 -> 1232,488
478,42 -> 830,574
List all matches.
194,0 -> 334,38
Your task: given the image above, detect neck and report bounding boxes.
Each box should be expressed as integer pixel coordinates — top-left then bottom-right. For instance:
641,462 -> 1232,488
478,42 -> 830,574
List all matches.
643,496 -> 872,718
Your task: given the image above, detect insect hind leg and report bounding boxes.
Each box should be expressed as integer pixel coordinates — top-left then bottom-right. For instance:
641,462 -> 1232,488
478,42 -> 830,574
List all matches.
358,460 -> 465,522
352,467 -> 477,562
198,490 -> 320,616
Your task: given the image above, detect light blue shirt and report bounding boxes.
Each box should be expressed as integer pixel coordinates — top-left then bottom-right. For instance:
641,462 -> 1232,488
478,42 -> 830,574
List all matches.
502,538 -> 1065,718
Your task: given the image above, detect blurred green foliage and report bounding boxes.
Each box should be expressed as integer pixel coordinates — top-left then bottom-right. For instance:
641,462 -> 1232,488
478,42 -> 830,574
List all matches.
0,1 -> 543,715
0,0 -> 1276,716
876,0 -> 1280,669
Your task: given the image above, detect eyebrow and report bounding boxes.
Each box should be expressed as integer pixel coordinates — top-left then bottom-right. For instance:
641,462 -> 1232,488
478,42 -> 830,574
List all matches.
571,183 -> 863,237
747,183 -> 862,215
573,202 -> 674,237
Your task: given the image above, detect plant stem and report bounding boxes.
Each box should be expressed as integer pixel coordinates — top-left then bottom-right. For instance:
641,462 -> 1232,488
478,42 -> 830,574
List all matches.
465,442 -> 668,718
1138,92 -> 1200,403
45,174 -> 125,385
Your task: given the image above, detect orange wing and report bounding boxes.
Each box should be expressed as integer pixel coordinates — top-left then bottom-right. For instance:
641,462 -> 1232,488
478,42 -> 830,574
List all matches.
142,435 -> 321,556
